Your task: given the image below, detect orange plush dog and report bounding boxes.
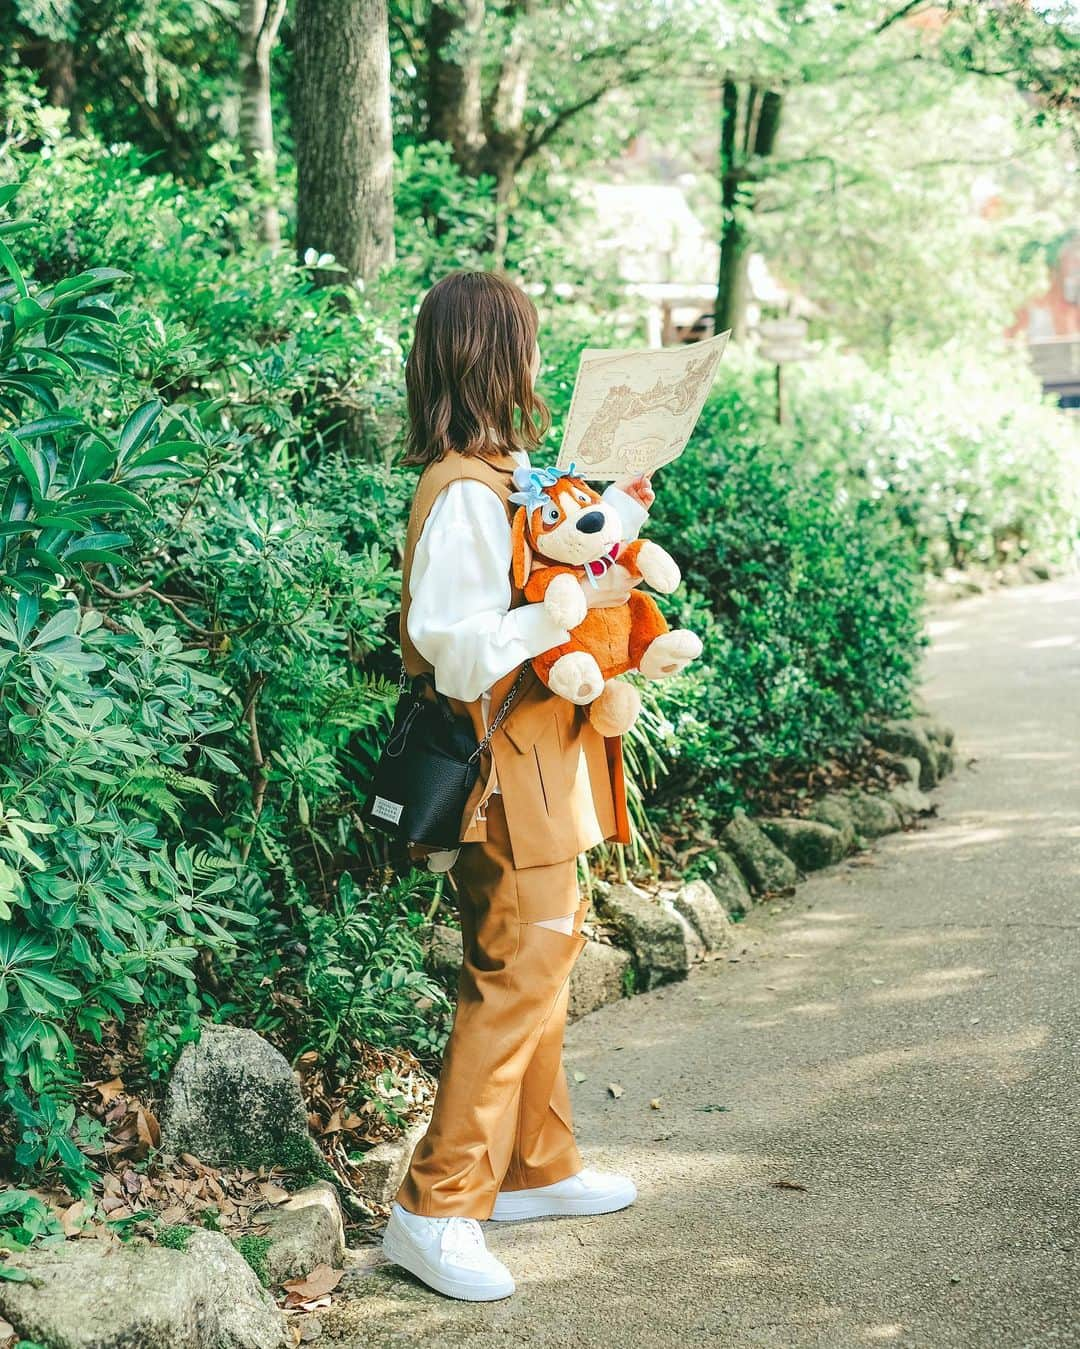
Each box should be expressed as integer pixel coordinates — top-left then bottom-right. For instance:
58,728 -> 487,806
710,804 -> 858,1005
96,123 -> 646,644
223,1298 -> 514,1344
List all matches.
509,463 -> 702,736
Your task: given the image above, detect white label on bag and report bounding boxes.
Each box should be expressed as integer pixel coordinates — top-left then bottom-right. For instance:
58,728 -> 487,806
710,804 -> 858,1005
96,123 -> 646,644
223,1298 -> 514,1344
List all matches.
371,796 -> 404,824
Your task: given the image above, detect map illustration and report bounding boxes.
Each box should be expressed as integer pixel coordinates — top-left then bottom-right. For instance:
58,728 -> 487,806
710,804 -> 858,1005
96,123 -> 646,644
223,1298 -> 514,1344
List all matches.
557,331 -> 730,479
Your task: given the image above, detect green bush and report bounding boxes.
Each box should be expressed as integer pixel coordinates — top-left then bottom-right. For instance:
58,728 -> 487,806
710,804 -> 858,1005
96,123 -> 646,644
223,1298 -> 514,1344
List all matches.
218,869 -> 451,1067
790,348 -> 1080,571
0,190 -> 254,1193
0,187 -> 448,1200
646,380 -> 925,821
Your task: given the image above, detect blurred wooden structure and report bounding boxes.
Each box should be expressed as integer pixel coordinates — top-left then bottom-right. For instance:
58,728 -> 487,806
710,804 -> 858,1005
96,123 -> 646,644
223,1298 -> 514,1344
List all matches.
1010,233 -> 1080,408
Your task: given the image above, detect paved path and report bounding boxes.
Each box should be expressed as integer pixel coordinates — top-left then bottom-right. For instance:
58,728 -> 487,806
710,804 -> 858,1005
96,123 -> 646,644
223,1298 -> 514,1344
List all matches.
325,577 -> 1080,1348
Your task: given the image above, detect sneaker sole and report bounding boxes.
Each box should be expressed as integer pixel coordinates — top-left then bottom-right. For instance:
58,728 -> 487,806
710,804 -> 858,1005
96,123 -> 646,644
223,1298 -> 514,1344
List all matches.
382,1230 -> 516,1302
488,1186 -> 637,1222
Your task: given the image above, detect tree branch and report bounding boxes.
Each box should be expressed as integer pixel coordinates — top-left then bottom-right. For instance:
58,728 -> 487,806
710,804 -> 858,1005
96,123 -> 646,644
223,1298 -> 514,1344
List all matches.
240,673 -> 268,864
874,1 -> 929,36
256,0 -> 288,47
519,59 -> 672,163
92,579 -> 214,637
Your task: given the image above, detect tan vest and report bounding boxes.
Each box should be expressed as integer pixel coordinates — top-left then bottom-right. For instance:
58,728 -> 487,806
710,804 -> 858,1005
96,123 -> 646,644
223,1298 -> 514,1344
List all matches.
400,448 -> 631,869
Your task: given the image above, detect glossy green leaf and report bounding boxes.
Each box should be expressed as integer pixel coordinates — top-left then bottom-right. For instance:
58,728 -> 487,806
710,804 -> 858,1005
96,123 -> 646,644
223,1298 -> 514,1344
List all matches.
117,400 -> 163,462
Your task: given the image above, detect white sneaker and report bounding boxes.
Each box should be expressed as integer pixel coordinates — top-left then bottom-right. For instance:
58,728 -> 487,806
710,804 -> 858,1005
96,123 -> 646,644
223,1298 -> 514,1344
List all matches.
489,1167 -> 637,1222
382,1203 -> 515,1301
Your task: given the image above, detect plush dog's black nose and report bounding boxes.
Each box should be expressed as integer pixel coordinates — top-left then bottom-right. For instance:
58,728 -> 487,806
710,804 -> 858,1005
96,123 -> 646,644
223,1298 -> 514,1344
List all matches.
576,510 -> 605,534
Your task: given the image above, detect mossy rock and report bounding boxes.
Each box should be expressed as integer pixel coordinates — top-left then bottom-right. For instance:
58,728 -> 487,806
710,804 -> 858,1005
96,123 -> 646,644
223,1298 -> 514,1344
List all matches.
163,1025 -> 328,1178
808,795 -> 857,853
760,818 -> 848,872
889,781 -> 934,821
596,882 -> 689,990
934,742 -> 955,778
0,1229 -> 286,1348
670,880 -> 735,952
914,715 -> 955,747
569,939 -> 633,1020
868,720 -> 939,790
701,851 -> 753,916
845,790 -> 902,840
721,811 -> 797,894
421,923 -> 463,985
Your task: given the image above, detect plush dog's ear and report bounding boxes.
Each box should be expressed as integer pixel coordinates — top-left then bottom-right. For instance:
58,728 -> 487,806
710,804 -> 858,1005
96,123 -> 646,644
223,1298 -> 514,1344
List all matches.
511,507 -> 533,591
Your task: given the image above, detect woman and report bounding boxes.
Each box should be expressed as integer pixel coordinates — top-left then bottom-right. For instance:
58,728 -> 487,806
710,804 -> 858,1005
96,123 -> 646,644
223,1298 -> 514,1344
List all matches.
381,271 -> 654,1302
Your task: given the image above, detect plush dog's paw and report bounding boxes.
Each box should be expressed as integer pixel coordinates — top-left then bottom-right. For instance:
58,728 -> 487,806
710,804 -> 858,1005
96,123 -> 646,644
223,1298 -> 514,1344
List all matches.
545,572 -> 588,629
638,628 -> 702,679
588,679 -> 642,737
548,651 -> 605,704
636,540 -> 681,594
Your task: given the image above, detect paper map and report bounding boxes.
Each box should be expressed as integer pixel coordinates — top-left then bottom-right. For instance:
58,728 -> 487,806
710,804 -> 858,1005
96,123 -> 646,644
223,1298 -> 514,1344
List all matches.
556,331 -> 730,480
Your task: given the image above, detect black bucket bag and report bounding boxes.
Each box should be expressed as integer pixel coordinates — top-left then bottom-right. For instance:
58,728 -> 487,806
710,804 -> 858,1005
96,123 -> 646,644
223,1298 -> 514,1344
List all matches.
362,664 -> 527,850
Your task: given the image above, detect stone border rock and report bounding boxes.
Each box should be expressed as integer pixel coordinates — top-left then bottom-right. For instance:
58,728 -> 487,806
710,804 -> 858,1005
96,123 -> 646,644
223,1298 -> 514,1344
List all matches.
260,1180 -> 346,1285
0,1228 -> 288,1349
414,721 -> 954,1013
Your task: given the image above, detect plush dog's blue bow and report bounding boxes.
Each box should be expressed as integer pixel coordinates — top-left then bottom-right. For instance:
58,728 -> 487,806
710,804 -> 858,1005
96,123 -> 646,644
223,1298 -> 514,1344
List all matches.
508,462 -> 578,510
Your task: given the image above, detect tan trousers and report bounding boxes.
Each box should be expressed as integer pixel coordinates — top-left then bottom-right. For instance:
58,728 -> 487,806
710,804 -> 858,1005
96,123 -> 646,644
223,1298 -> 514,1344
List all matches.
396,795 -> 587,1218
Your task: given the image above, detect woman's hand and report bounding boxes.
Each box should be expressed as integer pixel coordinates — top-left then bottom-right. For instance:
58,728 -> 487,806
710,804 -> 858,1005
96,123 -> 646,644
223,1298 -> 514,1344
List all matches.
615,473 -> 655,511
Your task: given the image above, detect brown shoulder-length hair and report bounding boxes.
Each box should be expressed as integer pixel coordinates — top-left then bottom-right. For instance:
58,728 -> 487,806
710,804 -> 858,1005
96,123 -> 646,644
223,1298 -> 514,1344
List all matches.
403,270 -> 550,466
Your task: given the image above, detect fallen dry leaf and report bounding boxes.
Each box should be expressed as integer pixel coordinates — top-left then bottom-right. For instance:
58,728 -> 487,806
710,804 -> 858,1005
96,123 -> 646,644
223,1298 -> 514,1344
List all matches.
260,1182 -> 290,1205
282,1264 -> 342,1309
285,1294 -> 332,1313
136,1107 -> 161,1150
649,1098 -> 662,1110
607,1083 -> 624,1099
287,1265 -> 342,1298
59,1199 -> 89,1237
320,1107 -> 363,1135
93,1077 -> 125,1105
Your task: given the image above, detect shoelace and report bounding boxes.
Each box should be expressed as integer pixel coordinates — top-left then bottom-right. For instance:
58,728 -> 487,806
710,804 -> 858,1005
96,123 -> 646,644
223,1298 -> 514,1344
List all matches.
439,1217 -> 486,1263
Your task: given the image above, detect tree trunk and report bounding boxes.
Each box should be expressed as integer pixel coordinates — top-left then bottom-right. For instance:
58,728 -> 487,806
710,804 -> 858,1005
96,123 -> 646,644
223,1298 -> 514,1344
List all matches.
715,80 -> 744,339
481,139 -> 522,263
715,84 -> 783,340
43,40 -> 84,135
293,0 -> 396,285
426,0 -> 485,164
239,0 -> 286,248
421,0 -> 536,260
474,1 -> 535,262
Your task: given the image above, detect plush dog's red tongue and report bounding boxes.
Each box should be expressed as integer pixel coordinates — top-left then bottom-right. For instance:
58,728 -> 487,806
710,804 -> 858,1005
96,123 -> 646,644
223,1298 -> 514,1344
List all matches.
585,542 -> 621,579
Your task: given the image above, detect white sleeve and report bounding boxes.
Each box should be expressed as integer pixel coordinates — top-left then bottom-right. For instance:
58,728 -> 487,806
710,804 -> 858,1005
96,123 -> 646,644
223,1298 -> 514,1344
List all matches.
406,480 -> 571,703
602,484 -> 648,541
